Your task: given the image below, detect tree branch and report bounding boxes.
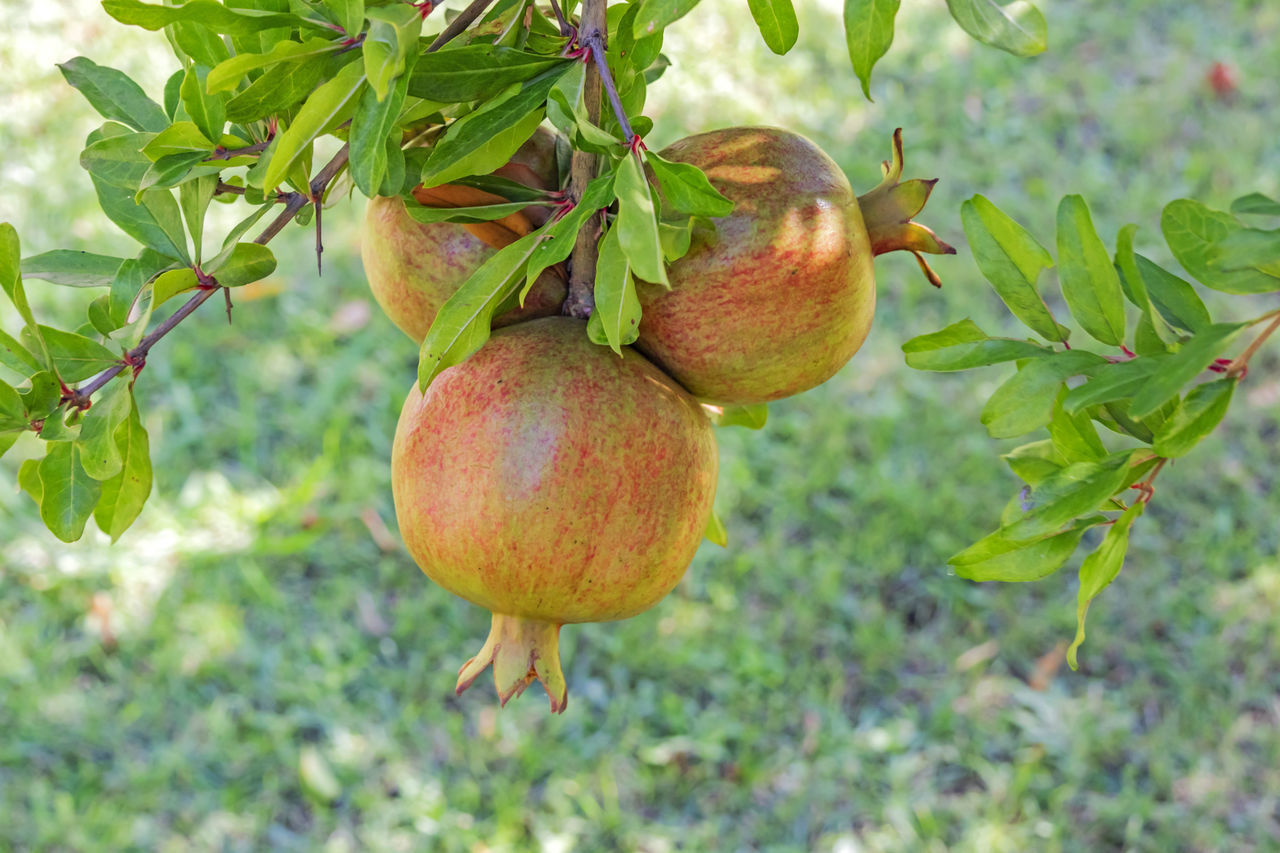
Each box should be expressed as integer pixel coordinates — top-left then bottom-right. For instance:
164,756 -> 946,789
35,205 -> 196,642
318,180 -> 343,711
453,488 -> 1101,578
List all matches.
561,0 -> 607,320
428,0 -> 497,51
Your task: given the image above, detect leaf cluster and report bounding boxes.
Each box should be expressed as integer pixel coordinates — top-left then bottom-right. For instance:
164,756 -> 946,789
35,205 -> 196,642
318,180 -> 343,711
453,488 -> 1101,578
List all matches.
904,191 -> 1280,666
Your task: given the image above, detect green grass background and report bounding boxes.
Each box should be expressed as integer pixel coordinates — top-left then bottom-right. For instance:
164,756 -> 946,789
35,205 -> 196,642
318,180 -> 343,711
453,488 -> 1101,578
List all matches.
2,1 -> 1280,850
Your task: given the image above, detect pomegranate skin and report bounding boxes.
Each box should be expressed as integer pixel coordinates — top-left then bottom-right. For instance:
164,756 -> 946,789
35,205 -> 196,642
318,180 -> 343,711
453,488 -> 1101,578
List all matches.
360,127 -> 566,342
635,127 -> 876,405
391,317 -> 718,710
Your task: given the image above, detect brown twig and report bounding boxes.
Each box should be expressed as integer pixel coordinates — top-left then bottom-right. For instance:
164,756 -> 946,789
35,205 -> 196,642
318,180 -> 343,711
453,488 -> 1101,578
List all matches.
68,6 -> 483,409
1225,312 -> 1280,379
428,0 -> 497,51
561,0 -> 606,320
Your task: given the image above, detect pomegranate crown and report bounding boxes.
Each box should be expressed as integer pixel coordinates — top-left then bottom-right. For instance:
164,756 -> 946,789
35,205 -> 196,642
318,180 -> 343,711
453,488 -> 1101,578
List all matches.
856,128 -> 957,287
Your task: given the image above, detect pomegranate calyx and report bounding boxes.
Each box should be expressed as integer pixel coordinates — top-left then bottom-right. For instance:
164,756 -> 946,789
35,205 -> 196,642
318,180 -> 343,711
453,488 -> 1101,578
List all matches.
456,614 -> 568,714
855,128 -> 956,284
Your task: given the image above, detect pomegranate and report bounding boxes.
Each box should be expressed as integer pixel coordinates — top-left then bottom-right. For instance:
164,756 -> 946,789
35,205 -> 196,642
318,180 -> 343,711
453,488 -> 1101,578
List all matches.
361,127 -> 566,342
392,317 -> 718,711
635,127 -> 954,404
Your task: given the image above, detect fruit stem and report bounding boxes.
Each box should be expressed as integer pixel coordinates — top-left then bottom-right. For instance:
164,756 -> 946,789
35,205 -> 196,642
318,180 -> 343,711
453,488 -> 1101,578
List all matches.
855,129 -> 956,288
456,613 -> 568,713
562,0 -> 608,320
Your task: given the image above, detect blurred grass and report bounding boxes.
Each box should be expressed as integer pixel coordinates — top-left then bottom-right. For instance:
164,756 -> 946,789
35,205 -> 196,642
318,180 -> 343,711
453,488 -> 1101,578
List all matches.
2,0 -> 1280,850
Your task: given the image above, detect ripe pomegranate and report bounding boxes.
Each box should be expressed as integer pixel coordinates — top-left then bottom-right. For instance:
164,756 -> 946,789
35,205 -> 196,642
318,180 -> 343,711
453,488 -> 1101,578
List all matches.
635,127 -> 954,404
392,317 -> 718,711
361,127 -> 567,342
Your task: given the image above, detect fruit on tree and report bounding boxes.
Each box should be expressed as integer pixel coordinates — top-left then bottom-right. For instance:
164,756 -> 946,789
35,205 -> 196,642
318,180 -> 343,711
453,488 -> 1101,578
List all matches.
392,316 -> 718,712
635,127 -> 955,405
361,127 -> 567,342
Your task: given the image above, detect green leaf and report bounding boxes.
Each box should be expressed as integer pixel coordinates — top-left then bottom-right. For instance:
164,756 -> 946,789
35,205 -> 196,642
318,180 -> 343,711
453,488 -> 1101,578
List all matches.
262,59 -> 367,192
1209,228 -> 1280,278
57,57 -> 169,132
419,67 -> 566,189
180,175 -> 219,263
225,54 -> 340,124
843,0 -> 899,99
207,37 -> 341,93
1132,254 -> 1211,334
645,151 -> 734,218
1000,451 -> 1137,543
945,0 -> 1047,56
323,0 -> 364,35
140,123 -> 215,160
0,378 -> 27,430
349,52 -> 414,198
22,251 -> 124,288
419,228 -> 549,389
1048,389 -> 1107,462
1062,356 -> 1166,414
658,216 -> 693,262
952,519 -> 1098,582
170,17 -> 231,67
1056,195 -> 1125,347
902,318 -> 1049,371
1002,439 -> 1065,487
102,0 -> 306,36
0,430 -> 19,461
19,457 -> 43,505
1152,377 -> 1236,459
93,401 -> 153,542
703,509 -> 728,547
615,154 -> 668,286
0,225 -> 55,372
37,326 -> 123,383
0,328 -> 42,376
21,372 -> 62,422
1231,192 -> 1280,218
522,173 -> 617,296
151,268 -> 199,308
1115,224 -> 1180,346
1127,322 -> 1247,418
78,379 -> 133,480
180,65 -> 227,144
1068,500 -> 1144,669
633,0 -> 702,38
407,47 -> 568,103
90,176 -> 190,262
980,351 -> 1106,439
38,442 -> 103,543
588,226 -> 641,354
1161,199 -> 1277,294
404,200 -> 549,225
747,0 -> 799,54
206,243 -> 277,288
961,195 -> 1066,342
362,4 -> 422,101
706,403 -> 768,430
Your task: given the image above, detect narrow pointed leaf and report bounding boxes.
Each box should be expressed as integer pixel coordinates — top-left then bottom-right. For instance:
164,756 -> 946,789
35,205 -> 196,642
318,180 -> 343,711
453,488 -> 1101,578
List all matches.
704,509 -> 728,547
407,47 -> 568,103
180,65 -> 226,144
843,0 -> 899,99
1000,451 -> 1137,543
615,154 -> 668,285
1048,391 -> 1106,462
206,243 -> 277,288
522,173 -> 617,295
350,52 -> 414,197
207,38 -> 341,93
952,520 -> 1097,582
22,251 -> 124,288
1057,195 -> 1125,346
1152,377 -> 1236,458
1231,193 -> 1280,217
262,60 -> 366,192
706,403 -> 768,430
962,195 -> 1066,342
1128,322 -> 1247,418
980,351 -> 1106,439
1133,254 -> 1211,333
1068,500 -> 1144,669
419,228 -> 549,389
903,318 -> 1049,371
588,226 -> 641,354
37,326 -> 123,383
102,0 -> 307,36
